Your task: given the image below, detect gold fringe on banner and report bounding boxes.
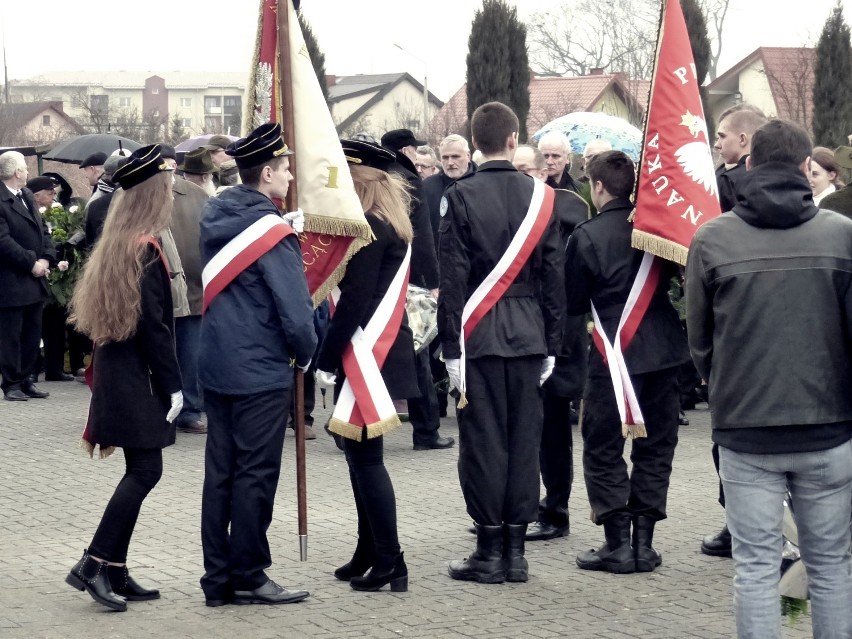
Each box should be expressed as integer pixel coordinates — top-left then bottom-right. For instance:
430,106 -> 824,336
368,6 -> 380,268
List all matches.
328,415 -> 401,442
457,391 -> 468,410
631,229 -> 689,266
304,215 -> 373,306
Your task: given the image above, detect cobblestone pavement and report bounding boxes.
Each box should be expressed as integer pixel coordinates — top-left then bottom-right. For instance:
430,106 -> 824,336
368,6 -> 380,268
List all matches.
0,379 -> 813,638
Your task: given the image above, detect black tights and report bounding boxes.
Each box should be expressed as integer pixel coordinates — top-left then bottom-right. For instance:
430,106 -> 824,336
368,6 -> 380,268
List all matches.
89,448 -> 163,563
343,434 -> 400,560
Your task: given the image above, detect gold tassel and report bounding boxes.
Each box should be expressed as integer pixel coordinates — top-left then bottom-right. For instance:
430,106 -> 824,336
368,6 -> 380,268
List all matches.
630,230 -> 689,266
80,438 -> 94,458
457,391 -> 468,410
100,446 -> 115,459
622,422 -> 630,438
632,423 -> 648,439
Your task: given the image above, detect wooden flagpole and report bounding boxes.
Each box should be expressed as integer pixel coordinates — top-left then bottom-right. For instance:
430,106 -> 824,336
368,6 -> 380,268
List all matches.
277,0 -> 308,562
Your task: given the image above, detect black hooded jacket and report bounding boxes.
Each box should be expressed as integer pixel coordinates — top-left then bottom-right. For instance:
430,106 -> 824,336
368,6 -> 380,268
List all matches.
686,162 -> 852,453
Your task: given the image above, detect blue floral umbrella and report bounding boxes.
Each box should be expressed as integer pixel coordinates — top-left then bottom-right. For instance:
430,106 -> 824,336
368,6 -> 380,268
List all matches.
531,111 -> 643,162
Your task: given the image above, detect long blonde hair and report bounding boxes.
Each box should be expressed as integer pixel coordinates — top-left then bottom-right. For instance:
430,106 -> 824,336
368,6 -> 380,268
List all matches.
350,164 -> 413,243
70,171 -> 174,344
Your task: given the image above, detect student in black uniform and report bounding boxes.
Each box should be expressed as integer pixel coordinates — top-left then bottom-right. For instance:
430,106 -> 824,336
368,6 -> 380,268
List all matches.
438,102 -> 564,584
564,151 -> 689,574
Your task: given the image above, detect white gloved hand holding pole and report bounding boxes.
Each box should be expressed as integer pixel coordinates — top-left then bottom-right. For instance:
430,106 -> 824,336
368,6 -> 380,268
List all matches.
283,208 -> 304,233
315,369 -> 337,388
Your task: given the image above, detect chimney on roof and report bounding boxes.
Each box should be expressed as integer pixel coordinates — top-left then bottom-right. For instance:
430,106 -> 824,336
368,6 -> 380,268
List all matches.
324,74 -> 337,87
590,67 -> 605,76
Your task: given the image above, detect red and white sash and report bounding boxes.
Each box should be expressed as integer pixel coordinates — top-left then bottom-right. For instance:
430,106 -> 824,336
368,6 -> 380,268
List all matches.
457,179 -> 555,407
591,251 -> 662,438
201,214 -> 295,312
328,244 -> 411,439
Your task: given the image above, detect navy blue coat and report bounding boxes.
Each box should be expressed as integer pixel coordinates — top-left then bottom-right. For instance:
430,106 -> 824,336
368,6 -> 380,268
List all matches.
198,185 -> 317,395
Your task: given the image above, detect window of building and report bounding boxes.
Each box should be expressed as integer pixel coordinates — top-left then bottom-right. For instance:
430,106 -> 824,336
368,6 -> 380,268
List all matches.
151,108 -> 159,117
180,97 -> 192,107
42,115 -> 51,126
204,116 -> 223,132
204,96 -> 222,113
180,118 -> 192,128
118,97 -> 131,107
90,94 -> 109,113
151,87 -> 159,94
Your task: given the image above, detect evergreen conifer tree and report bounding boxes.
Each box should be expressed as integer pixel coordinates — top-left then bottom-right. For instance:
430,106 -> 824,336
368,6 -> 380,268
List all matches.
466,0 -> 531,140
813,1 -> 852,147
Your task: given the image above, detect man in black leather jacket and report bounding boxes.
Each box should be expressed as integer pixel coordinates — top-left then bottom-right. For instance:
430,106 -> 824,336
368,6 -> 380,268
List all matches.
686,119 -> 852,638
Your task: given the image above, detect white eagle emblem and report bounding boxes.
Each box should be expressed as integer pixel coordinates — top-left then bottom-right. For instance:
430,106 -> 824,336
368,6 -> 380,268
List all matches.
440,196 -> 448,217
675,142 -> 718,197
253,62 -> 273,129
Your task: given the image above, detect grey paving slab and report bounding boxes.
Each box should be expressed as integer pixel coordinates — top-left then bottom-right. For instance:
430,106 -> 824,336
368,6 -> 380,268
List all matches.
0,379 -> 815,638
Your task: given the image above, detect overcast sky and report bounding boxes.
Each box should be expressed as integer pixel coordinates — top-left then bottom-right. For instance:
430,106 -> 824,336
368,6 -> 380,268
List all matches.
1,0 -> 845,101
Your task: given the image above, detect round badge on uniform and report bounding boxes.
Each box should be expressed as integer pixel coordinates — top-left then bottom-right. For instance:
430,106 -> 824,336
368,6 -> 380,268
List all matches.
440,196 -> 448,217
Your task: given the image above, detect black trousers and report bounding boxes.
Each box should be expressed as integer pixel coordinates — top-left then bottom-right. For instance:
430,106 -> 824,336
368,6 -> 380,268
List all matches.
89,448 -> 163,563
582,360 -> 680,523
429,340 -> 448,416
41,303 -> 87,376
200,387 -> 289,599
0,301 -> 43,392
538,391 -> 574,527
458,356 -> 542,525
343,434 -> 400,559
408,347 -> 440,446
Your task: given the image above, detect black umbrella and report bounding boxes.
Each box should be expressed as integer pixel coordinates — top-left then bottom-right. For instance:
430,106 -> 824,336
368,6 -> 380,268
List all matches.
44,134 -> 142,164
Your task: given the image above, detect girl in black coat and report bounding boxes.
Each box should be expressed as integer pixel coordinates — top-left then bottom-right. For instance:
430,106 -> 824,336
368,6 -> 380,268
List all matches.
64,146 -> 182,612
317,141 -> 418,593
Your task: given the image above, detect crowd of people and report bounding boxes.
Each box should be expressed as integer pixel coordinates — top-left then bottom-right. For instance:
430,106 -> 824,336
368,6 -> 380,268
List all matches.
1,101 -> 852,637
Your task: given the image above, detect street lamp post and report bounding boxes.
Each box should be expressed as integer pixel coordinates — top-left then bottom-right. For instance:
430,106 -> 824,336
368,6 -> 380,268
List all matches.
393,43 -> 429,138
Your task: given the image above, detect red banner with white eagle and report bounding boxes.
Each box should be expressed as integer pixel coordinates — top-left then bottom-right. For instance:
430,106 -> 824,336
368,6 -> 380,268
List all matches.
245,0 -> 372,304
631,0 -> 722,265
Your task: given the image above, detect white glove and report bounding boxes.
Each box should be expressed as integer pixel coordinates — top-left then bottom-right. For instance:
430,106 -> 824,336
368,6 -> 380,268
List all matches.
315,369 -> 337,388
539,356 -> 556,387
166,391 -> 183,423
283,208 -> 304,233
58,260 -> 69,272
296,358 -> 311,373
445,358 -> 461,393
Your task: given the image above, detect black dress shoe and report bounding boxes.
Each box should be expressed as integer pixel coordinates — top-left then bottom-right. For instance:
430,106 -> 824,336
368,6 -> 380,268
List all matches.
233,579 -> 309,605
525,521 -> 569,541
107,565 -> 160,601
21,383 -> 49,399
413,436 -> 455,451
45,372 -> 75,382
678,411 -> 690,426
701,525 -> 732,557
66,551 -> 127,612
3,389 -> 28,401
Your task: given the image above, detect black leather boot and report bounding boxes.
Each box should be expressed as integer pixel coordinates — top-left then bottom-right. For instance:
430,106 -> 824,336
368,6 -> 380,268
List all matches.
350,552 -> 407,592
576,513 -> 635,574
334,539 -> 375,581
503,524 -> 528,582
448,524 -> 506,584
701,525 -> 732,557
65,551 -> 127,612
633,515 -> 663,572
107,565 -> 160,601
